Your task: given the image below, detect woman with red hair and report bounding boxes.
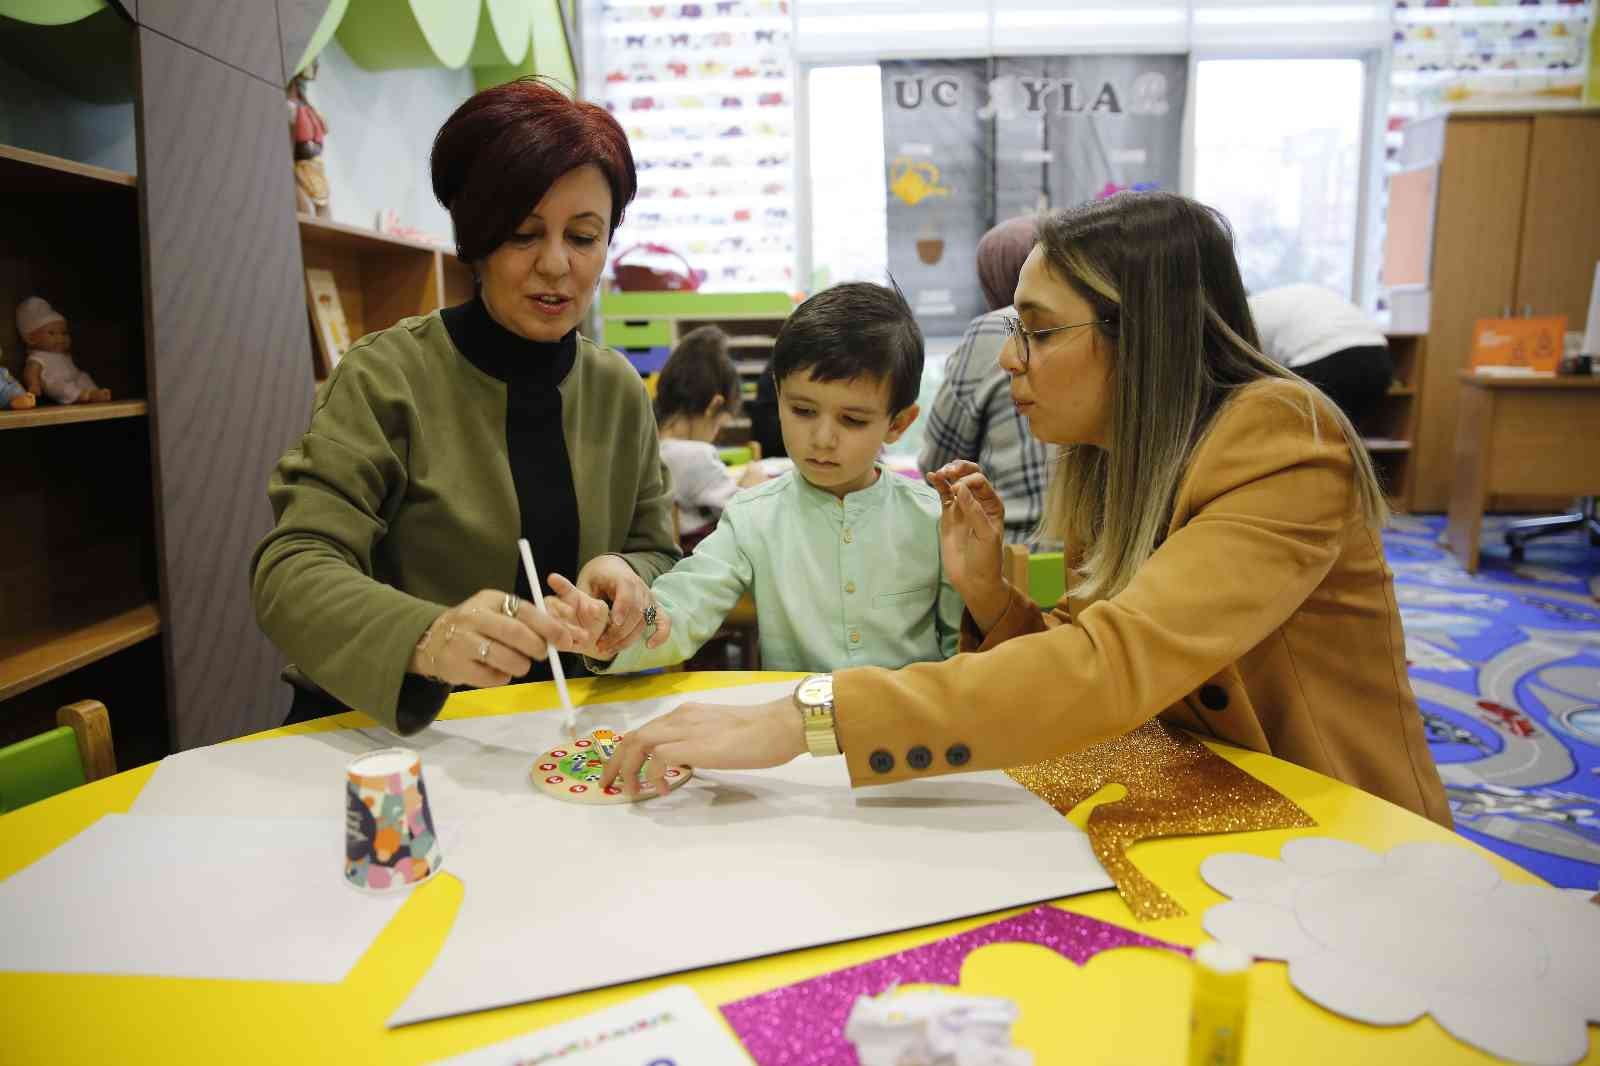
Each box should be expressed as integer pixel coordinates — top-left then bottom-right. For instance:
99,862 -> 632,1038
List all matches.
253,79 -> 677,735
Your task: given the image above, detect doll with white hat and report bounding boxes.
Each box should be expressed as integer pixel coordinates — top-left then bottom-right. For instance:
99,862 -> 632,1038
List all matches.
17,297 -> 111,405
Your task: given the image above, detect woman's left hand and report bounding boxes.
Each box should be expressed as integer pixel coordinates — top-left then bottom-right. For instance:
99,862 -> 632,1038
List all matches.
574,554 -> 672,657
598,695 -> 804,796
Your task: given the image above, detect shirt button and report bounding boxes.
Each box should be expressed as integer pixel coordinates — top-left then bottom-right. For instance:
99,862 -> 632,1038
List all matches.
845,581 -> 856,594
849,630 -> 861,644
843,528 -> 853,543
907,745 -> 933,770
945,743 -> 971,767
869,749 -> 895,774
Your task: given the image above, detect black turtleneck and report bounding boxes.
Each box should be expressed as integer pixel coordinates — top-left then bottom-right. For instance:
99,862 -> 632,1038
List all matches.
441,293 -> 581,683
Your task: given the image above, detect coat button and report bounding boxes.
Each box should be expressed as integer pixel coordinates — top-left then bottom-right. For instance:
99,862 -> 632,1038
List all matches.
869,749 -> 895,774
945,743 -> 971,767
1199,684 -> 1228,711
907,745 -> 933,770
845,581 -> 856,594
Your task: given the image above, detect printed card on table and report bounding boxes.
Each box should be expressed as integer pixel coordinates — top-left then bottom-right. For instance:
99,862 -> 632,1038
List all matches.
1469,315 -> 1567,373
431,985 -> 752,1066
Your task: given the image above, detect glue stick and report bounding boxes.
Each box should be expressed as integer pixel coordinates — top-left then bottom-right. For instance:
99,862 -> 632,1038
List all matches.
1187,939 -> 1251,1066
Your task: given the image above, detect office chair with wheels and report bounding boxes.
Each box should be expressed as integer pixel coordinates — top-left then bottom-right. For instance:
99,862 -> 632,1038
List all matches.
1504,497 -> 1600,561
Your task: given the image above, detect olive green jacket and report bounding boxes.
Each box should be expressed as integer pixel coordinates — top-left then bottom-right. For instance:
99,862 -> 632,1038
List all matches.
251,313 -> 678,734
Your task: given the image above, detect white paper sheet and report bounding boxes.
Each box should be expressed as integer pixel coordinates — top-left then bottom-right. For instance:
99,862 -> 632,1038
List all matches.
431,985 -> 753,1065
125,682 -> 1111,1024
0,814 -> 405,982
1200,837 -> 1600,1066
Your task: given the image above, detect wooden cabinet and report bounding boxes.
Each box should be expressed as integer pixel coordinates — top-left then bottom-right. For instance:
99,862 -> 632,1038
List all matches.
1397,110 -> 1600,512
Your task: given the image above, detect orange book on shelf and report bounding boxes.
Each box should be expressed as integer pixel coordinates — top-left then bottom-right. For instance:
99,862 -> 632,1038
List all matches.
1469,315 -> 1567,373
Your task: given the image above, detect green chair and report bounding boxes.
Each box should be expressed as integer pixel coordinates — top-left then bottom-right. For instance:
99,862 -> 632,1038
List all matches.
1006,545 -> 1067,609
0,701 -> 116,814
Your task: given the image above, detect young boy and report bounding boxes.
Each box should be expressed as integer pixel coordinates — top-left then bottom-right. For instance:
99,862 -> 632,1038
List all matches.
588,282 -> 963,674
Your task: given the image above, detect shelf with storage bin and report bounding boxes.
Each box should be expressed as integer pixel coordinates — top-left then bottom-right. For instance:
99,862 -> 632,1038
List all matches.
295,215 -> 473,381
0,142 -> 164,756
599,288 -> 793,443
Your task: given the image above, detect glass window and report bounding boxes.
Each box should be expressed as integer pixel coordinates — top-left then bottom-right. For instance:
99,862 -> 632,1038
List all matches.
1192,58 -> 1366,298
805,64 -> 888,291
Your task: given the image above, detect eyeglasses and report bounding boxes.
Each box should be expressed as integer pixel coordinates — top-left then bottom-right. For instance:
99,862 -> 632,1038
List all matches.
1002,315 -> 1108,370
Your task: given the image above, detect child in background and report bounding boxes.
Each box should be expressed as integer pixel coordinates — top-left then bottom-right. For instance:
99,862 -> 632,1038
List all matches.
585,282 -> 963,675
655,326 -> 767,550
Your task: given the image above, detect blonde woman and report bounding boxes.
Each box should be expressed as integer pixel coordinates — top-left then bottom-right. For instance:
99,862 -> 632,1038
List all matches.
601,193 -> 1449,827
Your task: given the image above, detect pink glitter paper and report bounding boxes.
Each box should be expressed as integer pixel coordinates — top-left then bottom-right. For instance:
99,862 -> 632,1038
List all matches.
720,905 -> 1187,1064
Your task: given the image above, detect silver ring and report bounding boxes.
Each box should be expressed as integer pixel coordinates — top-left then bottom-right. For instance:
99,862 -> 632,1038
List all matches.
477,640 -> 490,662
642,604 -> 658,628
503,593 -> 520,618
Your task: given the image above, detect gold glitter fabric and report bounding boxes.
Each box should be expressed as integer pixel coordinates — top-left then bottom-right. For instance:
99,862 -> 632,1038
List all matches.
1007,718 -> 1315,921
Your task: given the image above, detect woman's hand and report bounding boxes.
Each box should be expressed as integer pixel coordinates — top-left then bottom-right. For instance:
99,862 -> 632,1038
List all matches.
409,589 -> 588,688
574,554 -> 672,657
598,695 -> 805,797
926,461 -> 1010,631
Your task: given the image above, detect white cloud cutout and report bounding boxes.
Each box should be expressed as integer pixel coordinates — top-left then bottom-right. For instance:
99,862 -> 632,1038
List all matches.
1200,838 -> 1600,1065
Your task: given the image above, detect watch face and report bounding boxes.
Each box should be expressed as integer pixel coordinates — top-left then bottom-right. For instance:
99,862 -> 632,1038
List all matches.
796,675 -> 832,707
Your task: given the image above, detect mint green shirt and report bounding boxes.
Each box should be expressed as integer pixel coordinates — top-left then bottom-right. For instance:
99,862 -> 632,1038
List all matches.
601,466 -> 963,674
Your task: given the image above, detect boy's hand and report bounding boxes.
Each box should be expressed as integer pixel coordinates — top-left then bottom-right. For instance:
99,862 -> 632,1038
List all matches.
573,554 -> 673,656
737,464 -> 768,488
545,573 -> 613,657
928,461 -> 1010,632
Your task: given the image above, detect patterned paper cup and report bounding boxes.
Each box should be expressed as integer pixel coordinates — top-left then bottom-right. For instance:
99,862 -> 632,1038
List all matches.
344,747 -> 443,893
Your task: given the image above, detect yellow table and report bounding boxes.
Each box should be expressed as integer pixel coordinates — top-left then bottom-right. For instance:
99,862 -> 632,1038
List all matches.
3,672 -> 1593,1065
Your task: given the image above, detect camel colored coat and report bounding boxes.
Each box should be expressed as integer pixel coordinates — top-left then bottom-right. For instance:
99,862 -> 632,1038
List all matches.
833,379 -> 1451,827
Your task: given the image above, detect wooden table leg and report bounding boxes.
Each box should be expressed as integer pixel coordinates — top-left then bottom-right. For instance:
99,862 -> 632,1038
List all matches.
1445,385 -> 1491,572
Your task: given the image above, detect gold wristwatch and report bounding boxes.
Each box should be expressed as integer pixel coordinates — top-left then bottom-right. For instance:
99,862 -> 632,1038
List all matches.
794,673 -> 841,757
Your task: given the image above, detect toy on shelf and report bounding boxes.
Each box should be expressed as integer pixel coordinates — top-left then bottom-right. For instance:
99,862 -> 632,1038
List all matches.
0,345 -> 37,410
16,297 -> 110,405
288,64 -> 330,219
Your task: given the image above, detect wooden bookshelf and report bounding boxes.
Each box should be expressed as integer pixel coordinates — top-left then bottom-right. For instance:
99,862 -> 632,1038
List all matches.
0,143 -> 164,752
297,215 -> 470,381
0,399 -> 147,430
1359,332 -> 1427,512
0,604 -> 160,703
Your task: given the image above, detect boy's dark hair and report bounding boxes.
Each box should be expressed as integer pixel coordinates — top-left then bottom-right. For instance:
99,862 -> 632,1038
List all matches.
654,325 -> 742,422
770,281 -> 924,414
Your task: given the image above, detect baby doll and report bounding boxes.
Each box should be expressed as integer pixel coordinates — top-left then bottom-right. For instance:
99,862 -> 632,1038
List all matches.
0,344 -> 37,410
17,297 -> 111,404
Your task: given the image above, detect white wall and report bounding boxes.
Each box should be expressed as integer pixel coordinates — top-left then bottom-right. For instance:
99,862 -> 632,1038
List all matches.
307,39 -> 473,243
0,59 -> 136,174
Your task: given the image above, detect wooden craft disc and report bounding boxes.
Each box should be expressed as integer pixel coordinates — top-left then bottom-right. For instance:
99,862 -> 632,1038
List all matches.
530,733 -> 692,805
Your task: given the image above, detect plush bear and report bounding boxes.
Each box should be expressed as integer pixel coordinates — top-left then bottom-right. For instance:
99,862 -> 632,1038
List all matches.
17,297 -> 111,404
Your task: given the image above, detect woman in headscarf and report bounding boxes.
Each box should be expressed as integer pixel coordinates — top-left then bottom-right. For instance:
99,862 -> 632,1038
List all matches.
918,216 -> 1056,544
